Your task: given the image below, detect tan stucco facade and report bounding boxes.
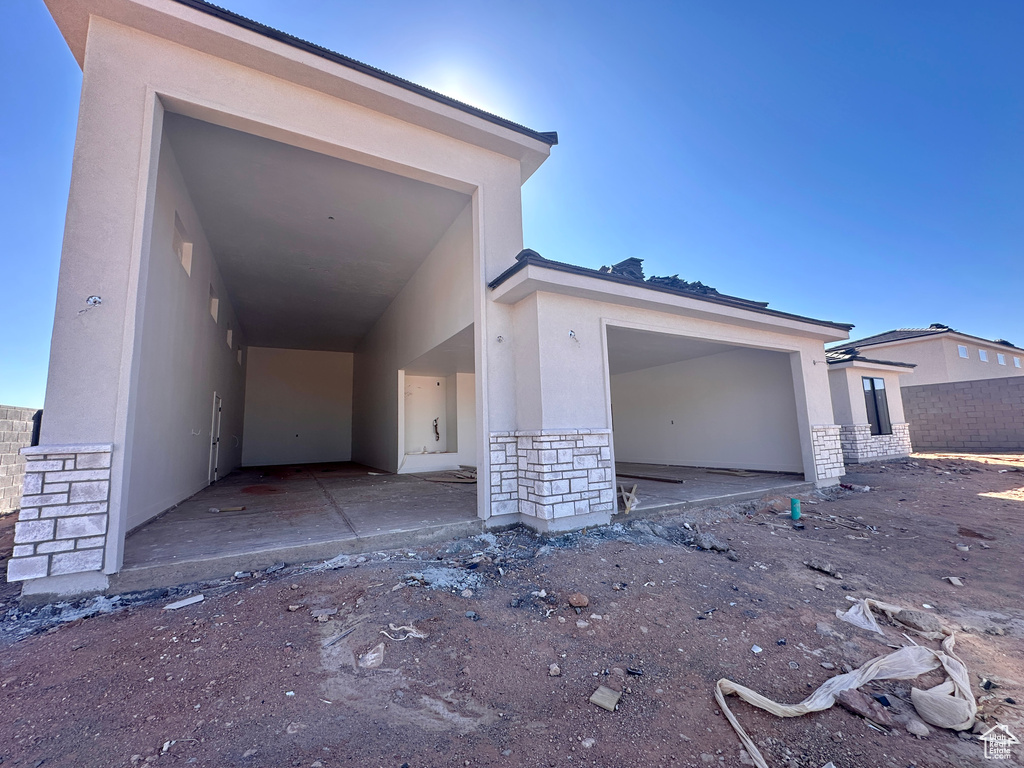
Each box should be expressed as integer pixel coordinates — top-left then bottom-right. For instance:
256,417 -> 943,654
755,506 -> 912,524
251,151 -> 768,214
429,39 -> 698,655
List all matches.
846,335 -> 1024,387
14,0 -> 853,596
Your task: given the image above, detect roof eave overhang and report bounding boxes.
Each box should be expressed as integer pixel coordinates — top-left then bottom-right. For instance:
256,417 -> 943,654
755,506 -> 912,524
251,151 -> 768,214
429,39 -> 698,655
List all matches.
490,264 -> 853,342
44,0 -> 555,181
828,360 -> 916,374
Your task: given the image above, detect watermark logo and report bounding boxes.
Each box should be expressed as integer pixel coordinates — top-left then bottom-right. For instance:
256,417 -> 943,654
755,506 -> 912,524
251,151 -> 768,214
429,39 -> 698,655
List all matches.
980,724 -> 1019,760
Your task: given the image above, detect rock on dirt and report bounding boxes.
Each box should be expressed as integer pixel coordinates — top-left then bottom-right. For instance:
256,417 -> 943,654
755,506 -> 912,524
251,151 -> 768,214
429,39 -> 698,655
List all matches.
895,609 -> 943,634
804,559 -> 843,579
568,593 -> 589,608
693,533 -> 729,552
836,689 -> 893,726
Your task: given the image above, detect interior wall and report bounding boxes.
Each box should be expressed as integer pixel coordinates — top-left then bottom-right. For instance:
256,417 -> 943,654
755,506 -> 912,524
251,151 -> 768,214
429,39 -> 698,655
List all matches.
404,375 -> 448,454
242,347 -> 354,466
455,372 -> 477,466
123,133 -> 247,530
352,203 -> 474,472
609,348 -> 803,472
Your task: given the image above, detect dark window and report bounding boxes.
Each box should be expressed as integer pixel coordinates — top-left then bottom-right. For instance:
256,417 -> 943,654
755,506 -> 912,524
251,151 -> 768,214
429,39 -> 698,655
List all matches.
862,377 -> 891,436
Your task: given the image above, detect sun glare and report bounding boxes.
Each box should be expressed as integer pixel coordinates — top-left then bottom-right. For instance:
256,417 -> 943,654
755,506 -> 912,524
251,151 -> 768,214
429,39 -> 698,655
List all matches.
416,64 -> 518,120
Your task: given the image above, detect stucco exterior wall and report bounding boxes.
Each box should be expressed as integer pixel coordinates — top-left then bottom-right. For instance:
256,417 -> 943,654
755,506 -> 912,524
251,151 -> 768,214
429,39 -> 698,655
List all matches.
828,366 -> 908,426
122,130 -> 247,533
610,348 -> 804,472
242,348 -> 353,467
852,337 -> 1024,387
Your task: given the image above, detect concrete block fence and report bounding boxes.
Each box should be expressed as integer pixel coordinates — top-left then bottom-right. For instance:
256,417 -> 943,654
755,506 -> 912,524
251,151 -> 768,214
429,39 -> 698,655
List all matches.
902,376 -> 1024,451
0,405 -> 42,516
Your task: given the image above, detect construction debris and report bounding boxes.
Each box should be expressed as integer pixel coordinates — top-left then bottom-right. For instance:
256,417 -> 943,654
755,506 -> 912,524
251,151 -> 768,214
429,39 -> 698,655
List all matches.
804,559 -> 843,579
589,685 -> 621,712
164,595 -> 204,610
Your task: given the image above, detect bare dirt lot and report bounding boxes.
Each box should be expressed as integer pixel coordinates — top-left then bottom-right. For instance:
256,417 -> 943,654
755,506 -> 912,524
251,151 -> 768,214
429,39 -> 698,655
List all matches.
1,453 -> 1022,768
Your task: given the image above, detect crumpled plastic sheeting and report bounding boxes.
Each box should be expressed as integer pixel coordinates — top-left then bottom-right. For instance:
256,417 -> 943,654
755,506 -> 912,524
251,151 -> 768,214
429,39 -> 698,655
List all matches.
835,597 -> 902,634
715,635 -> 976,768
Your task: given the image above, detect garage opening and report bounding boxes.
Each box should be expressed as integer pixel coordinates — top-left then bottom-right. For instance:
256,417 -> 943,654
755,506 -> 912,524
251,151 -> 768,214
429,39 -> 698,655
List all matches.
117,111 -> 480,582
605,326 -> 811,514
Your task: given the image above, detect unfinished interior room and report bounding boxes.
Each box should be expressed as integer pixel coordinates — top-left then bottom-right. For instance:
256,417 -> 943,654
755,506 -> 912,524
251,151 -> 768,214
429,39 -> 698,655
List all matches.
12,0 -> 859,598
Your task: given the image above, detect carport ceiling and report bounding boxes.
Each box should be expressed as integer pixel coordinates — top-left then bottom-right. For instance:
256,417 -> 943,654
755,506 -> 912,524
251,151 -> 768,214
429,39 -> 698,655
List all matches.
606,327 -> 749,375
164,113 -> 471,351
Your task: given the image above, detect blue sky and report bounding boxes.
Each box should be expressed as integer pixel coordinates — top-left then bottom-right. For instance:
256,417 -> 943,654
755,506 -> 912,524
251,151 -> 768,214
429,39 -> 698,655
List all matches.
2,1 -> 1021,408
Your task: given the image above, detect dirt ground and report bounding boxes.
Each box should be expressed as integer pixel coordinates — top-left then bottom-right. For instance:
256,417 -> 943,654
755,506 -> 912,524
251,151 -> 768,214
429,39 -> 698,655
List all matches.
1,452 -> 1022,768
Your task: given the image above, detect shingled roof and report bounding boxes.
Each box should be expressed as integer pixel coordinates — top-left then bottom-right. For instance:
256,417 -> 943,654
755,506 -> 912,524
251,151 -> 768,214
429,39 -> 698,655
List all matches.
838,324 -> 1022,352
825,349 -> 916,368
489,250 -> 855,331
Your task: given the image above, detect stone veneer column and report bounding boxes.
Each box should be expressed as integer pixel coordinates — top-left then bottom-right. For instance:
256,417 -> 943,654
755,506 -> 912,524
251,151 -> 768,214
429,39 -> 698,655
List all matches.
7,444 -> 113,582
839,423 -> 912,464
488,429 -> 615,528
810,425 -> 845,482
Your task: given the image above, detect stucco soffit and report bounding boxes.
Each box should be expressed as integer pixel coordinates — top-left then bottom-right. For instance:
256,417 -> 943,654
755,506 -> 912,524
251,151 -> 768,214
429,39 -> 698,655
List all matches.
44,0 -> 553,180
489,265 -> 852,342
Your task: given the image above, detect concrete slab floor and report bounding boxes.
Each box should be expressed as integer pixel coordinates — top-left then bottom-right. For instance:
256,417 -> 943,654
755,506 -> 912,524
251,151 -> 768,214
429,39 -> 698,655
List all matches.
613,462 -> 812,516
115,463 -> 478,590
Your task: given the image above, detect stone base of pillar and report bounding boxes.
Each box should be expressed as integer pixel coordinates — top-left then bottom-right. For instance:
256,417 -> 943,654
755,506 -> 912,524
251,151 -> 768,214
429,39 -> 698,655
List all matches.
810,425 -> 846,483
7,444 -> 113,583
488,429 -> 615,530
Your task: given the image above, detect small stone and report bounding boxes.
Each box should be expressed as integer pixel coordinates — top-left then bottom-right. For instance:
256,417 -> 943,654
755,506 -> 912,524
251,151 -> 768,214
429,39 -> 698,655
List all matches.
576,620 -> 590,629
461,589 -> 474,598
549,664 -> 561,677
356,556 -> 367,563
569,593 -> 590,608
896,609 -> 943,634
836,688 -> 893,726
290,584 -> 299,590
581,738 -> 596,748
287,605 -> 302,612
906,719 -> 931,738
589,685 -> 621,712
694,533 -> 729,552
465,611 -> 478,620
832,731 -> 843,742
700,754 -> 716,764
726,551 -> 740,562
242,749 -> 258,758
820,662 -> 836,670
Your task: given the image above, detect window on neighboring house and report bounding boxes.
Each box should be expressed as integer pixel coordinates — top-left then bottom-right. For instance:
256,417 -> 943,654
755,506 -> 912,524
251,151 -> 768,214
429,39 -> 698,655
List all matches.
997,353 -> 1006,365
209,286 -> 219,322
226,327 -> 233,349
863,377 -> 892,436
958,345 -> 969,358
237,348 -> 243,366
979,349 -> 988,362
1015,357 -> 1022,368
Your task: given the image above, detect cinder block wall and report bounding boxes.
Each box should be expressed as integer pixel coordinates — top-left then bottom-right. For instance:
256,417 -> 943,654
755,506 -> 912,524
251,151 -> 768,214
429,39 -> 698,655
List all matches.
901,376 -> 1024,451
1,406 -> 42,515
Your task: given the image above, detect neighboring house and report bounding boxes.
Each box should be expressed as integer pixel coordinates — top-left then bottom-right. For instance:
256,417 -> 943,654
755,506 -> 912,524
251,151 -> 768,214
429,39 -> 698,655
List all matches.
829,325 -> 1024,451
832,324 -> 1023,387
12,0 -> 854,598
826,350 -> 915,463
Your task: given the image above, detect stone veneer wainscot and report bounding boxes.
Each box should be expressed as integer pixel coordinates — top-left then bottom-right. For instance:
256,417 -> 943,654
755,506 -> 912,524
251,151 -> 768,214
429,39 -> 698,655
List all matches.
810,425 -> 845,481
839,423 -> 912,464
7,444 -> 113,582
489,429 -> 615,523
